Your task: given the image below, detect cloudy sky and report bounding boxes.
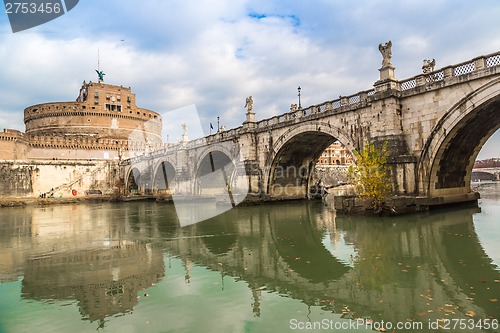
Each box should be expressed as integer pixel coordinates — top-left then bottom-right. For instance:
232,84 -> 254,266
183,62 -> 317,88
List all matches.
1,0 -> 499,158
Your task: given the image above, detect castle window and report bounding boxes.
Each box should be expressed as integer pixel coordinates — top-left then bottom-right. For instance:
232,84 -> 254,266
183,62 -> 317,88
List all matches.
117,106 -> 122,112
94,92 -> 98,98
117,96 -> 121,101
106,104 -> 111,111
106,94 -> 110,100
127,103 -> 131,108
127,96 -> 131,102
94,100 -> 99,105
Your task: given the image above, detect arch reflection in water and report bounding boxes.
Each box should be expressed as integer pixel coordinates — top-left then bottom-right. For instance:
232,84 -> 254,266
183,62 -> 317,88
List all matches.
164,202 -> 499,325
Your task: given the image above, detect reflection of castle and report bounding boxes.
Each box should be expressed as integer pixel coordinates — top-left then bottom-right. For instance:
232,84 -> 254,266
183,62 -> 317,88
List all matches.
316,141 -> 354,167
22,242 -> 164,322
0,204 -> 165,322
1,81 -> 162,160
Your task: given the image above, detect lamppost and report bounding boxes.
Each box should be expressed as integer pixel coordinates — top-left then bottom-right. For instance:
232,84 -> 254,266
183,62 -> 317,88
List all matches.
297,86 -> 302,109
217,116 -> 220,133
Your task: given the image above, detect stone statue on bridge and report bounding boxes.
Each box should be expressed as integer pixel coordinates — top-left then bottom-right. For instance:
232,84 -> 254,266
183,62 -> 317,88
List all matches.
378,41 -> 392,67
244,96 -> 254,113
181,123 -> 188,142
290,103 -> 298,112
422,59 -> 436,74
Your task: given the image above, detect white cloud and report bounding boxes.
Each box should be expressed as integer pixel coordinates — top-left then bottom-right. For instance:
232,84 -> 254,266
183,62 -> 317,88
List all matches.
1,0 -> 500,156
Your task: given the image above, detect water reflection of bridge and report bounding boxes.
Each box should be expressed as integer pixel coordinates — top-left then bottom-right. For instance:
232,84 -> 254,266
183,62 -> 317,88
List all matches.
1,202 -> 498,326
162,203 -> 500,323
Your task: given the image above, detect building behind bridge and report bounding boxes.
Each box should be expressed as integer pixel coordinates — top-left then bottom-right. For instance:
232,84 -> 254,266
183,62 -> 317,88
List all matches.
316,141 -> 354,167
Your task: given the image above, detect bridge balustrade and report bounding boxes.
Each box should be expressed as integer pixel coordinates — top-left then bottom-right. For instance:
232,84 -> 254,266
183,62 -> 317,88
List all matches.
399,51 -> 500,92
486,54 -> 500,67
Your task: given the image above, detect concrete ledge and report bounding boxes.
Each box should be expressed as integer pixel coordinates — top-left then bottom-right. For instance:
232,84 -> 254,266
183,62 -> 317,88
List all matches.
426,192 -> 480,207
330,192 -> 480,216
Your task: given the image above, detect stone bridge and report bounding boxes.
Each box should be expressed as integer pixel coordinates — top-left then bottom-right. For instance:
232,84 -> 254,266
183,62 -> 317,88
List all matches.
122,50 -> 500,206
472,167 -> 500,181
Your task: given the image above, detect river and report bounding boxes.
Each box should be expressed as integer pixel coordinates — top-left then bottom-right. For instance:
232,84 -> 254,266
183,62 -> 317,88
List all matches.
0,184 -> 499,332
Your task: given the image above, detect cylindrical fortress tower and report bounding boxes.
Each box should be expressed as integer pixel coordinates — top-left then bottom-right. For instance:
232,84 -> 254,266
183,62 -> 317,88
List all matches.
24,81 -> 162,155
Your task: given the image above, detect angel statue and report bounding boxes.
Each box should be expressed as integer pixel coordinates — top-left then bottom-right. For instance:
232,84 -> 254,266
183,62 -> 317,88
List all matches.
244,96 -> 254,113
181,123 -> 188,142
378,41 -> 392,67
96,70 -> 105,82
422,59 -> 436,74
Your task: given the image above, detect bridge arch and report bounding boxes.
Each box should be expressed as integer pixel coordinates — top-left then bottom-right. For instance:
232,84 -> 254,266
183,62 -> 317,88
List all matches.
152,160 -> 177,195
194,149 -> 237,196
265,122 -> 355,199
419,77 -> 500,196
126,167 -> 142,194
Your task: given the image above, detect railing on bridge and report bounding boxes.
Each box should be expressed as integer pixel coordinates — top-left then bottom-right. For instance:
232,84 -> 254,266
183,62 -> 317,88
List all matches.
252,50 -> 500,130
400,50 -> 500,91
255,88 -> 376,130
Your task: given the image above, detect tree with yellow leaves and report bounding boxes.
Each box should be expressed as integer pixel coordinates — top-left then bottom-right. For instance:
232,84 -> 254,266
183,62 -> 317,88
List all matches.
347,142 -> 392,213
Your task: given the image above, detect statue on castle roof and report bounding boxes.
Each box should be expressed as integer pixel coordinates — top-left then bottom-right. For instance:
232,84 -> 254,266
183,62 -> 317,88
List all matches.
77,81 -> 88,102
244,96 -> 254,113
378,40 -> 392,67
95,70 -> 105,82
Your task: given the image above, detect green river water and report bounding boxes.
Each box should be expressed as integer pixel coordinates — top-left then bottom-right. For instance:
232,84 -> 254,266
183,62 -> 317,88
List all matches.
0,183 -> 499,332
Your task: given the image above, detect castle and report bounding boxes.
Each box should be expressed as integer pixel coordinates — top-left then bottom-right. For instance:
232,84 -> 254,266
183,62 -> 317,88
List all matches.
1,81 -> 163,161
0,80 -> 163,198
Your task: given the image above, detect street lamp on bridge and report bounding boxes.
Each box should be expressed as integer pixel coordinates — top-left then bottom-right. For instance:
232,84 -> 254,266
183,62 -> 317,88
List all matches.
297,86 -> 302,109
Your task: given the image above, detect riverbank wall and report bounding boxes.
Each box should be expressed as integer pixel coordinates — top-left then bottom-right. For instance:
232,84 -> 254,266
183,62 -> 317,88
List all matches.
0,160 -> 120,198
